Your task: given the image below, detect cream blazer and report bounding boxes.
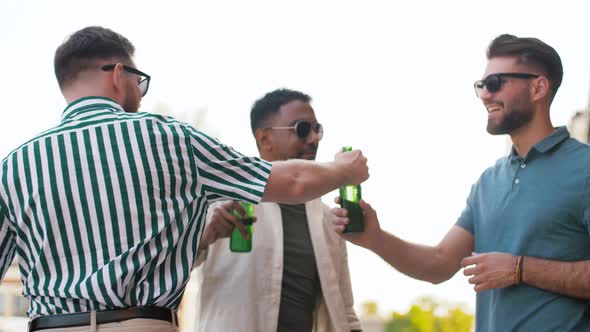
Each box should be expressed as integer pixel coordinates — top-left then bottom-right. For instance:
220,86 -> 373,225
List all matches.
193,199 -> 361,332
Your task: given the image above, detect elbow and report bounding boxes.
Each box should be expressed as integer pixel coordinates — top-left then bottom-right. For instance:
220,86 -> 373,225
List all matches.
293,172 -> 306,198
427,270 -> 454,285
429,276 -> 448,285
426,248 -> 455,285
277,170 -> 306,204
266,161 -> 312,204
285,174 -> 307,204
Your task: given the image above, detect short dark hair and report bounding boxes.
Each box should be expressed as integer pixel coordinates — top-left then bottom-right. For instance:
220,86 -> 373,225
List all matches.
250,88 -> 312,135
54,26 -> 135,89
487,34 -> 563,100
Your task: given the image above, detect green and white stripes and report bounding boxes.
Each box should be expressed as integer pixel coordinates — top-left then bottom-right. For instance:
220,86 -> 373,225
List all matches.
0,97 -> 271,318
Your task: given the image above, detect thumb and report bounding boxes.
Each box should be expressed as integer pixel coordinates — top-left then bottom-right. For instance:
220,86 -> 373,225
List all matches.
333,196 -> 341,205
359,199 -> 375,215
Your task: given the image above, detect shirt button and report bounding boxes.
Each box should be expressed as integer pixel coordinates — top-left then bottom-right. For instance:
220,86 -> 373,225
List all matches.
521,164 -> 526,168
515,178 -> 520,184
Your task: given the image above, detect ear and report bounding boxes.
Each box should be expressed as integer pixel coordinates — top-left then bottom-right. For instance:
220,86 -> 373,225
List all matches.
255,128 -> 272,154
531,76 -> 551,102
110,63 -> 126,93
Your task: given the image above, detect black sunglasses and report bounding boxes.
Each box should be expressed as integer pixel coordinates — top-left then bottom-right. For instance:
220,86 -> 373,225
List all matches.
474,73 -> 539,97
266,121 -> 324,140
101,64 -> 151,97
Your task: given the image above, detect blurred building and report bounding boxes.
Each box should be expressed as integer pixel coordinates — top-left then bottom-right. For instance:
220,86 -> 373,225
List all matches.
569,108 -> 590,143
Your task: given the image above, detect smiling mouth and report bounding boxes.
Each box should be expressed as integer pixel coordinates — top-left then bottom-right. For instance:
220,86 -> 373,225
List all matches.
486,105 -> 502,113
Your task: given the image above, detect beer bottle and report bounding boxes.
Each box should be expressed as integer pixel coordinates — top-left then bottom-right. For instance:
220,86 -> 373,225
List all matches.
230,201 -> 255,252
339,147 -> 364,233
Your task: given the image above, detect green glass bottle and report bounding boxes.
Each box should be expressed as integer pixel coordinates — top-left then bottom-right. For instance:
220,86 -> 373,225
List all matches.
339,146 -> 364,233
230,201 -> 255,252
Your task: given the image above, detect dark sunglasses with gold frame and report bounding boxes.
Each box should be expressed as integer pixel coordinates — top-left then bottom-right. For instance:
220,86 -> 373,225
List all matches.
266,121 -> 324,140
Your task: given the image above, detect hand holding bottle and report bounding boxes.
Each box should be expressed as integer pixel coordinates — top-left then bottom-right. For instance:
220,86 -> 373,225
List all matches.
330,197 -> 382,250
199,201 -> 255,250
333,148 -> 369,186
230,202 -> 255,253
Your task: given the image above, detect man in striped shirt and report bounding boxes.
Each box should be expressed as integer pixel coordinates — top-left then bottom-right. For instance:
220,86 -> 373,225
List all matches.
0,26 -> 369,332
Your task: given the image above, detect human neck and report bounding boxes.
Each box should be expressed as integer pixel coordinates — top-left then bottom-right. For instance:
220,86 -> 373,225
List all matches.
62,79 -> 120,105
510,117 -> 554,158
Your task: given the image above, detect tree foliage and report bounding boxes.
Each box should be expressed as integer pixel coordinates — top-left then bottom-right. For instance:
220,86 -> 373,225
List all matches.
385,297 -> 473,332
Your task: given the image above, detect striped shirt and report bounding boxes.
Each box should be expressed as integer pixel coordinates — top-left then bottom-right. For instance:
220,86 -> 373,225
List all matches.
0,96 -> 271,318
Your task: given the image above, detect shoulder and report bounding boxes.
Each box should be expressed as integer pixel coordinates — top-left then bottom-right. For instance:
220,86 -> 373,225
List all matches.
126,112 -> 196,134
559,137 -> 590,163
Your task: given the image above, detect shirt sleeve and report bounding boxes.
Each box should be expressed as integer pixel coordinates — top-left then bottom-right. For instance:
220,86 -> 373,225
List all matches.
456,183 -> 477,235
0,197 -> 16,282
183,125 -> 272,204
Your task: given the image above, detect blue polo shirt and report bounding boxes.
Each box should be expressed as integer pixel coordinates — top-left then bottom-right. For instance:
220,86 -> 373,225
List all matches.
457,126 -> 590,331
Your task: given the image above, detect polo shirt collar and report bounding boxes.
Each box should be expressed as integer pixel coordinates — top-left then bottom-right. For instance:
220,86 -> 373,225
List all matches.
509,126 -> 570,162
533,126 -> 570,153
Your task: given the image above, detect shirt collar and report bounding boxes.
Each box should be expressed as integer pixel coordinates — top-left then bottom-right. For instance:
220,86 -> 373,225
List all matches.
61,96 -> 126,121
509,126 -> 570,162
533,126 -> 570,153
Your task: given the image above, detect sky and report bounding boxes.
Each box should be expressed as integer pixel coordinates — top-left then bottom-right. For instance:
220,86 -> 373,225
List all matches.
2,0 -> 590,316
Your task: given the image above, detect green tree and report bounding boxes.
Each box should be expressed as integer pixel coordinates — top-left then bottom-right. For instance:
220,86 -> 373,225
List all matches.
362,300 -> 379,316
385,297 -> 473,332
438,308 -> 473,332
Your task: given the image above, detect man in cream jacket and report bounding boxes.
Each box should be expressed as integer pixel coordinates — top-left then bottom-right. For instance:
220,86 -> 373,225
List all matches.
193,89 -> 362,332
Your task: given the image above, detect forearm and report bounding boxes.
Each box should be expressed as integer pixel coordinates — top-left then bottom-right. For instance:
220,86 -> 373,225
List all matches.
370,231 -> 460,284
262,160 -> 344,204
522,256 -> 590,299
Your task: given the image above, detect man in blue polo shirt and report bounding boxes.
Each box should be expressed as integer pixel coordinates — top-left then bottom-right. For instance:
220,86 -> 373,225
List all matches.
329,34 -> 590,331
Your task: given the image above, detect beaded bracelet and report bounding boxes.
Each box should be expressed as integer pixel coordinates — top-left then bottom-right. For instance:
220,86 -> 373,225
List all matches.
515,256 -> 523,286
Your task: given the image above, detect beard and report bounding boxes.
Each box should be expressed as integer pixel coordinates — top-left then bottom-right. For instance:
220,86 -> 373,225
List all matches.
486,96 -> 534,135
297,146 -> 318,160
295,152 -> 317,160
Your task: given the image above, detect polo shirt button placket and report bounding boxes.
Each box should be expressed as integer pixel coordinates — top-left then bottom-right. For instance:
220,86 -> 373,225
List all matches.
513,161 -> 524,186
515,162 -> 527,184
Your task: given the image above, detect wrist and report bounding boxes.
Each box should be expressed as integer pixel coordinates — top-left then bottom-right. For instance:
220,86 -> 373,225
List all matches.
366,229 -> 385,252
198,233 -> 214,250
520,256 -> 527,284
331,160 -> 350,186
198,239 -> 210,251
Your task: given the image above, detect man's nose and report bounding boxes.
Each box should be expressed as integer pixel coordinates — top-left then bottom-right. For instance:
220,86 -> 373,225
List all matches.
478,86 -> 495,102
